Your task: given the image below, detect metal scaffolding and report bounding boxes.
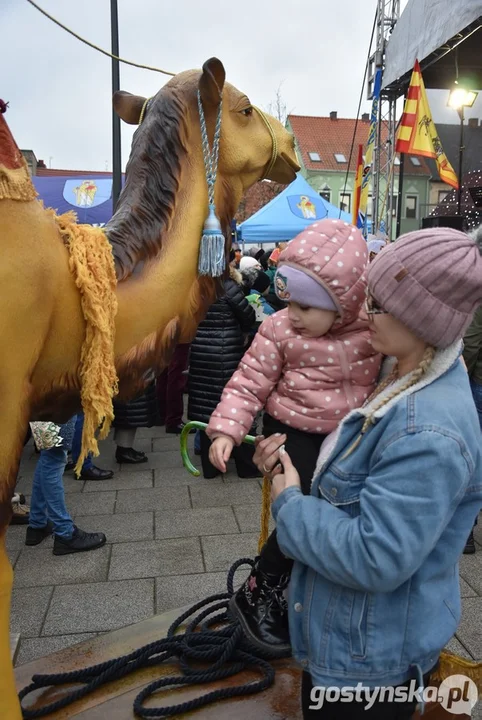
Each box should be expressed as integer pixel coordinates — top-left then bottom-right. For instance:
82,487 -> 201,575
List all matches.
368,0 -> 400,238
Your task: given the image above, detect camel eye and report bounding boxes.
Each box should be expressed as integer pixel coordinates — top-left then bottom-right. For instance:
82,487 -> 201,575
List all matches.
241,106 -> 253,117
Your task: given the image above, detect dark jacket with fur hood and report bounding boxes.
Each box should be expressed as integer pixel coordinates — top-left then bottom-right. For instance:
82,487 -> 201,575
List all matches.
188,267 -> 256,423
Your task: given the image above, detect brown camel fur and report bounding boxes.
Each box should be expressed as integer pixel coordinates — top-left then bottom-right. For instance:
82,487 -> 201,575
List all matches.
0,57 -> 299,719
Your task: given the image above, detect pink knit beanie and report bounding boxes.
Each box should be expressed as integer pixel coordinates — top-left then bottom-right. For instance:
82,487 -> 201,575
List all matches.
367,227 -> 482,348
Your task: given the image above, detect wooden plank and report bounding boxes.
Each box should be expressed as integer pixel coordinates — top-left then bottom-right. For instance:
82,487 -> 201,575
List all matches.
15,609 -> 469,719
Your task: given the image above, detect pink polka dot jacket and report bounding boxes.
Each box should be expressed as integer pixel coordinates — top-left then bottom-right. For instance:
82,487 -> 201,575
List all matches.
207,220 -> 382,443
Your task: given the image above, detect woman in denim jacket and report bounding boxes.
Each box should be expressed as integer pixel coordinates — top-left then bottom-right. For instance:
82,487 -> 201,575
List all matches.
254,227 -> 482,719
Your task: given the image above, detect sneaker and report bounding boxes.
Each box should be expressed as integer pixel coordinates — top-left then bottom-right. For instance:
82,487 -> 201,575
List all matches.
64,452 -> 75,473
463,530 -> 476,555
25,521 -> 54,546
229,559 -> 291,657
53,525 -> 107,556
11,493 -> 30,525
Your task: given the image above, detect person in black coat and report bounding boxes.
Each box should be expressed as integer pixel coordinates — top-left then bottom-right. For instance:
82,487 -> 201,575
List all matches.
188,266 -> 261,479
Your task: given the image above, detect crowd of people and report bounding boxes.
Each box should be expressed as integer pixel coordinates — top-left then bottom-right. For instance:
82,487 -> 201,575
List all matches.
9,220 -> 482,718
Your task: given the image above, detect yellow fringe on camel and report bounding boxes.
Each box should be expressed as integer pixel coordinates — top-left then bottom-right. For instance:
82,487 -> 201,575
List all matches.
51,211 -> 119,475
258,485 -> 482,692
0,162 -> 38,202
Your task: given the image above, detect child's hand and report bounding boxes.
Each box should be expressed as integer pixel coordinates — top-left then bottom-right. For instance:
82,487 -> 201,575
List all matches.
209,436 -> 234,473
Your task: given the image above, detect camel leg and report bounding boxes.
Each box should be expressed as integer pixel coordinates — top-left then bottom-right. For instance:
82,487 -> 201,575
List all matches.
0,378 -> 31,720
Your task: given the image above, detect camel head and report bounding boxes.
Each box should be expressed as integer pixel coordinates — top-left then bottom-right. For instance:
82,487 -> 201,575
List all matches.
114,57 -> 299,188
107,58 -> 299,280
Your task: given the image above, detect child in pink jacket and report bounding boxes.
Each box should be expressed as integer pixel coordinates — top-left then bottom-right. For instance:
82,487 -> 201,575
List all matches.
206,219 -> 381,656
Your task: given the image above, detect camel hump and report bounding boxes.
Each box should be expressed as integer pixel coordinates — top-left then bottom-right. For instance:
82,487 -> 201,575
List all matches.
0,108 -> 37,202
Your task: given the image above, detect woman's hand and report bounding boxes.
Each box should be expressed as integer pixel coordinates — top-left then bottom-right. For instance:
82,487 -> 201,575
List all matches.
253,434 -> 301,501
209,436 -> 234,473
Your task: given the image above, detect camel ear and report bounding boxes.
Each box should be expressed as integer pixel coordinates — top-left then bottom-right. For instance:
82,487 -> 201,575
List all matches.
199,58 -> 225,108
113,91 -> 147,125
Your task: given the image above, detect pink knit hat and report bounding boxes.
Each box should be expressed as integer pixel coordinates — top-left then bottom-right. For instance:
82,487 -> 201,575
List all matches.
367,227 -> 482,348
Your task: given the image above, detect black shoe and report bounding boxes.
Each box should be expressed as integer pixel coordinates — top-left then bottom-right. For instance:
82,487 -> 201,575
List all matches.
464,530 -> 476,554
79,465 -> 114,481
229,559 -> 292,657
53,526 -> 107,556
25,521 -> 54,546
165,423 -> 185,435
115,446 -> 148,464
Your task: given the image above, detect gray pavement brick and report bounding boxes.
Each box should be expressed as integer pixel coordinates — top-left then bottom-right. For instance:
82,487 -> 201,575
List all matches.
445,634 -> 474,660
82,470 -> 153,492
233,503 -> 275,534
6,526 -> 27,567
118,451 -> 186,472
155,507 -> 238,539
66,491 -> 117,517
201,534 -> 258,572
154,466 -> 222,487
109,538 -> 204,580
459,552 -> 482,594
152,436 -> 194,453
155,572 -> 233,613
456,597 -> 482,660
460,576 -> 478,597
42,579 -> 154,635
75,512 -> 154,543
16,633 -> 96,666
11,586 -> 53,638
115,486 -> 191,514
14,545 -> 110,588
190,481 -> 261,509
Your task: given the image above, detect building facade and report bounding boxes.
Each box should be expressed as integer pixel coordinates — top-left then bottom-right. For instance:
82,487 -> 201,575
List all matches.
286,113 -> 431,238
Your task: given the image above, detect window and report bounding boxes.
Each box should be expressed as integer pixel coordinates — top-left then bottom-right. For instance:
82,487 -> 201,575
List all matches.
438,190 -> 450,204
405,195 -> 418,218
410,157 -> 421,166
335,153 -> 347,163
339,192 -> 351,213
319,188 -> 331,203
308,152 -> 321,162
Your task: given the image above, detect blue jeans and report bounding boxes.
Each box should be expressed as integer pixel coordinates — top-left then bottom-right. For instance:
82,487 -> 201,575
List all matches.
71,413 -> 94,471
29,418 -> 75,538
194,430 -> 201,453
470,379 -> 482,432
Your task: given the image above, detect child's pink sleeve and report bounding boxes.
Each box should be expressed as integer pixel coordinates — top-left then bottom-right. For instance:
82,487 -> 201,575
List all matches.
206,316 -> 283,445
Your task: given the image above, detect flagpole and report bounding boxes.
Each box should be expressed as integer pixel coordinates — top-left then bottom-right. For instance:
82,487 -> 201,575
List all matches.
457,106 -> 464,216
396,151 -> 405,237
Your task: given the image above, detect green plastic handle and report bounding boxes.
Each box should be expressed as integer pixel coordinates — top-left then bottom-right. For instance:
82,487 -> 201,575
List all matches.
180,421 -> 256,477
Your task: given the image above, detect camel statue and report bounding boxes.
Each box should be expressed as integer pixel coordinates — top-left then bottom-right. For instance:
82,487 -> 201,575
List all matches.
0,57 -> 299,719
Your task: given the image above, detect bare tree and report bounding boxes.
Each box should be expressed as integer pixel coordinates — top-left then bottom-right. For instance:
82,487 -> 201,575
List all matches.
266,82 -> 289,125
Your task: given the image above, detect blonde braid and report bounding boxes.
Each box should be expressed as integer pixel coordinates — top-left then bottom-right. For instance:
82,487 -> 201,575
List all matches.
341,346 -> 436,459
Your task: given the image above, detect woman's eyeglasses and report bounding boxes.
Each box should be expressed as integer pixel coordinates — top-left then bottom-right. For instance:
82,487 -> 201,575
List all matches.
365,293 -> 389,315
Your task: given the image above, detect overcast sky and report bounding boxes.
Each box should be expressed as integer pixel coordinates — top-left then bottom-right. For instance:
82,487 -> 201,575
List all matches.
3,0 -> 481,171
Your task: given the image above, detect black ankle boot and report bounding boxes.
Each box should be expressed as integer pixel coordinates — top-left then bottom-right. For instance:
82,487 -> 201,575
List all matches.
229,560 -> 291,657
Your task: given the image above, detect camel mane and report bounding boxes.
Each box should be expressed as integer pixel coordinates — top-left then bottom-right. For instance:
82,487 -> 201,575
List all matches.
105,87 -> 189,281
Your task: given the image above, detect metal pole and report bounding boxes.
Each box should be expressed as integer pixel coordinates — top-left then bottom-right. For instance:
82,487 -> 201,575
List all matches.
111,0 -> 122,212
457,106 -> 464,216
396,151 -> 405,237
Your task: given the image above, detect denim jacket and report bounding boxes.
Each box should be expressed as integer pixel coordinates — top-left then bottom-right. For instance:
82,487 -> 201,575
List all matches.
272,341 -> 482,689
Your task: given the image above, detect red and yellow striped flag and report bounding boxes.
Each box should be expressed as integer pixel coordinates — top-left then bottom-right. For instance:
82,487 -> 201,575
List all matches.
352,144 -> 363,226
396,60 -> 458,189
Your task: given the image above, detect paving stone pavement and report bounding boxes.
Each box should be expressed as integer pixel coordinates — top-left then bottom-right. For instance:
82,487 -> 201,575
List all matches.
8,427 -> 482,700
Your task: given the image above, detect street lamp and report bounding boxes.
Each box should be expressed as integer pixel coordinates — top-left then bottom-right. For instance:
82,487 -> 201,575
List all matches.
447,87 -> 479,216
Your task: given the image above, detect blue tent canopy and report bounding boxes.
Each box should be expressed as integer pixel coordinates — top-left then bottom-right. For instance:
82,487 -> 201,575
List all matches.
32,175 -> 125,225
238,174 -> 352,243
